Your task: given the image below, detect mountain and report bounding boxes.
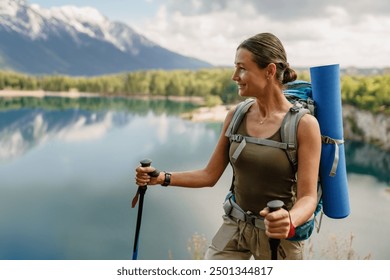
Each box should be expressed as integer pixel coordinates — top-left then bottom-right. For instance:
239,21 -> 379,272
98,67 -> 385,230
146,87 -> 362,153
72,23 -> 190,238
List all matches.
0,0 -> 212,76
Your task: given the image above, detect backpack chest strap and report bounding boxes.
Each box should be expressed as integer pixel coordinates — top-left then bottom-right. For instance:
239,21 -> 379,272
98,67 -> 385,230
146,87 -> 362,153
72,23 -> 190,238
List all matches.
230,134 -> 291,162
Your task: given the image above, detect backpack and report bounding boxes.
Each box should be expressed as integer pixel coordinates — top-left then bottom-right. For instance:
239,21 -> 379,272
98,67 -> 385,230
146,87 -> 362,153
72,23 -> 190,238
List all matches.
225,80 -> 323,241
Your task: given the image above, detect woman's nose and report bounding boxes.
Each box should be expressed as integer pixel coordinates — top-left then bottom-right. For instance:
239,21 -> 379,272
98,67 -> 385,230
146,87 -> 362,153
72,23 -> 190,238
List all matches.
231,69 -> 239,81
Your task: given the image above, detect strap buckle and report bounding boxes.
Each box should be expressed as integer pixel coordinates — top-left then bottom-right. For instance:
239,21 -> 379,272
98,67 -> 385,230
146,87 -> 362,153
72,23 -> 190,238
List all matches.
290,102 -> 302,113
245,211 -> 258,226
231,134 -> 244,143
321,135 -> 345,177
287,143 -> 295,149
322,135 -> 333,144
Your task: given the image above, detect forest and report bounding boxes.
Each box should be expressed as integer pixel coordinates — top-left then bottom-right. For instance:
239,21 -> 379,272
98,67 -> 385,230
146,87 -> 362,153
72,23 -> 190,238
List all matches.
0,69 -> 389,113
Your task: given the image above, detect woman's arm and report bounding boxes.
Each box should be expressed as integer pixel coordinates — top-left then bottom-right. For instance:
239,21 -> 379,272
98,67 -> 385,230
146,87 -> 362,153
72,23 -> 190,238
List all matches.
289,113 -> 322,227
135,107 -> 236,188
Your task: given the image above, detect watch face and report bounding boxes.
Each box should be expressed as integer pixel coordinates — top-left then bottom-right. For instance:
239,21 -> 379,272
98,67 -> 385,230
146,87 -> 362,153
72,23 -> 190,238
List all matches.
163,172 -> 171,186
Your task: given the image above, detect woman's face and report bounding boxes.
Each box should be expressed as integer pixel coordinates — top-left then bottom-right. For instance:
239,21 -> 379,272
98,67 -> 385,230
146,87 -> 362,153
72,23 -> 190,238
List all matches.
231,48 -> 267,98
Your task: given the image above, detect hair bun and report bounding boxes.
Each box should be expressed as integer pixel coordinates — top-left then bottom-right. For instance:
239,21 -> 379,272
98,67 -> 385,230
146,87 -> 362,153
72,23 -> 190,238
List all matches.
282,67 -> 297,84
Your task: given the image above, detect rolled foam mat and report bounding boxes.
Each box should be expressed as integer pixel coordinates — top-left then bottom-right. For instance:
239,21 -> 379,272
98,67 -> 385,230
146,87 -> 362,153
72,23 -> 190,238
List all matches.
310,64 -> 350,219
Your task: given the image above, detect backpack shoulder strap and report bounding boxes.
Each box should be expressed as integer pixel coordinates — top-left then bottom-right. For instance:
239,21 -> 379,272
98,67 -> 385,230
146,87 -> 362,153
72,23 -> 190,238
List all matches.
281,102 -> 311,172
226,99 -> 254,193
225,98 -> 255,138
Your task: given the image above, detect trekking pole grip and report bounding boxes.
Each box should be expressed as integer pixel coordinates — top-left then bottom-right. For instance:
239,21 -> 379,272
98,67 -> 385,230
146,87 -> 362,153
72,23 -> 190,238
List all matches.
132,159 -> 159,208
140,158 -> 160,178
140,158 -> 153,168
139,159 -> 152,193
139,159 -> 160,190
267,200 -> 284,213
267,200 -> 285,260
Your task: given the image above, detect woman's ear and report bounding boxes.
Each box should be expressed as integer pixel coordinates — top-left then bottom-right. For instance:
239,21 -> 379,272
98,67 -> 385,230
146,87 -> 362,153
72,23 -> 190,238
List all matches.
266,63 -> 277,78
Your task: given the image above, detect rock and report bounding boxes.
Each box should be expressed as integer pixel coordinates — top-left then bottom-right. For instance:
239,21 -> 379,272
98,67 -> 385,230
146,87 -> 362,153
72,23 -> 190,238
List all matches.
343,105 -> 389,150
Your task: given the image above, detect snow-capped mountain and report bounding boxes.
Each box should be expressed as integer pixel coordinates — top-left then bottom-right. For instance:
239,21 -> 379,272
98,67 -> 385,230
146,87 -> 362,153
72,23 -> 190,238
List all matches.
0,0 -> 212,75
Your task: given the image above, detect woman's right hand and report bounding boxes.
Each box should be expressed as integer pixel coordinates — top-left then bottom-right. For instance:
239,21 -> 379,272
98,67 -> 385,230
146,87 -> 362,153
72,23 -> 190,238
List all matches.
135,165 -> 163,186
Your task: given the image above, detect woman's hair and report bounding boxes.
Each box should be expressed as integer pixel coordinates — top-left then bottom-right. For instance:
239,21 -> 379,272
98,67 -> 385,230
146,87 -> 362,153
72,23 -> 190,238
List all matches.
237,33 -> 297,84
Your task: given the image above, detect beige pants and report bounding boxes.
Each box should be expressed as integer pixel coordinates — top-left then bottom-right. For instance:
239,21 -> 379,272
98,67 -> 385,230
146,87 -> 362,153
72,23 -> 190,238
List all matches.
205,215 -> 304,260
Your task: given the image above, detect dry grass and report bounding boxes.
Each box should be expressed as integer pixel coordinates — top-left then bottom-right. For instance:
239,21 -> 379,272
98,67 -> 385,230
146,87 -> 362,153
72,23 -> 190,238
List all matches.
186,232 -> 372,260
306,233 -> 372,260
187,233 -> 208,260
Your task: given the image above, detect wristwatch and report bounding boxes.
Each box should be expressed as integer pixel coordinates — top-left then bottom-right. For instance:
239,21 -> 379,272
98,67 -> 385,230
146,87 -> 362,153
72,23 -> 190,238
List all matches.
161,172 -> 171,187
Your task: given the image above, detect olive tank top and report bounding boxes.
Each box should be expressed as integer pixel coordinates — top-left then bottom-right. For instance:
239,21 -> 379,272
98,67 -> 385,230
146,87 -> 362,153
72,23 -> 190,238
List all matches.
229,114 -> 296,214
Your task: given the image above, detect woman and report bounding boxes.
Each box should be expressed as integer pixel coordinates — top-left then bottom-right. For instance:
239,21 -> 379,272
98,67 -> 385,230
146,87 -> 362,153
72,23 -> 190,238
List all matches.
135,33 -> 321,260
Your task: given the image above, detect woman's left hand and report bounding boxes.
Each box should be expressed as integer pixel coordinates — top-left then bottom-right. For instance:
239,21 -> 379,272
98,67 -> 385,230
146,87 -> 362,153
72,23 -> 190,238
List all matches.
260,207 -> 291,239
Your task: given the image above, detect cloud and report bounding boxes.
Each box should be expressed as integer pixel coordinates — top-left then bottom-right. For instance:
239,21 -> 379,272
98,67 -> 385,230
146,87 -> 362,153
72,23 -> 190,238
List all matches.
132,0 -> 390,68
55,114 -> 113,142
165,0 -> 390,21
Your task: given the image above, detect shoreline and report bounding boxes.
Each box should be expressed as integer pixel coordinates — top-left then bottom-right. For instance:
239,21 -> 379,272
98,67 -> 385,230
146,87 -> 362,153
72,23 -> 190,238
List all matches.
0,89 -> 204,103
0,89 -> 228,122
0,89 -> 100,98
181,105 -> 230,122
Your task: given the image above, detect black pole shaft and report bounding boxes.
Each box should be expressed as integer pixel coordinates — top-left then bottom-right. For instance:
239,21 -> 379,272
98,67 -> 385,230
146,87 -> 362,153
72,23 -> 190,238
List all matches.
132,187 -> 146,260
267,200 -> 285,260
132,159 -> 152,260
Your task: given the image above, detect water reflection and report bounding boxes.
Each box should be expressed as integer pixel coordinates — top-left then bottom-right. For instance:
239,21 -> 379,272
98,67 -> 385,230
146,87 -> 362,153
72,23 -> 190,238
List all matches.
0,96 -> 389,260
0,97 -> 198,162
1,97 -> 388,181
345,141 -> 389,184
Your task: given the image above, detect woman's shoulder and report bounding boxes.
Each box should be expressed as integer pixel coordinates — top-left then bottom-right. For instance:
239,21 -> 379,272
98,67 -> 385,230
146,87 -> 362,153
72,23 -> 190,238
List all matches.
299,113 -> 319,128
297,113 -> 321,141
224,101 -> 247,123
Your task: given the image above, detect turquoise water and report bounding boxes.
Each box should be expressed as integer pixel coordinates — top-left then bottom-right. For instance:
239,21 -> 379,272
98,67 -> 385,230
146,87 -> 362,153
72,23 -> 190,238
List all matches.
0,97 -> 388,260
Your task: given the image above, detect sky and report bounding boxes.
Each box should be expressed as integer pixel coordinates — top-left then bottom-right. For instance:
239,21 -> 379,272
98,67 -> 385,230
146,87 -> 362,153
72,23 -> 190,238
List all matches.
29,0 -> 390,68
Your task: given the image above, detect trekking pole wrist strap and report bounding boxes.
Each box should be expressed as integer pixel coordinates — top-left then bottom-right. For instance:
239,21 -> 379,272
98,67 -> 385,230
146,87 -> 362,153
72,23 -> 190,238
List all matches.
161,172 -> 171,187
287,211 -> 296,239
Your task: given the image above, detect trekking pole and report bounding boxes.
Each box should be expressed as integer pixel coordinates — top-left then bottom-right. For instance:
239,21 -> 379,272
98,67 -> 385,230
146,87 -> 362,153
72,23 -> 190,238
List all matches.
267,200 -> 285,260
131,159 -> 160,260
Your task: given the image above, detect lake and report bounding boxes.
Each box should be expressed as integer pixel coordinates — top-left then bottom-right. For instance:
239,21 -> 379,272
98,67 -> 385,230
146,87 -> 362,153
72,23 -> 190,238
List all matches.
0,96 -> 389,260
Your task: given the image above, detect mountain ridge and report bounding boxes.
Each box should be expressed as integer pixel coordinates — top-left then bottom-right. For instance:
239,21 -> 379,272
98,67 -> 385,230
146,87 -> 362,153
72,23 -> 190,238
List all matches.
0,0 -> 212,76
